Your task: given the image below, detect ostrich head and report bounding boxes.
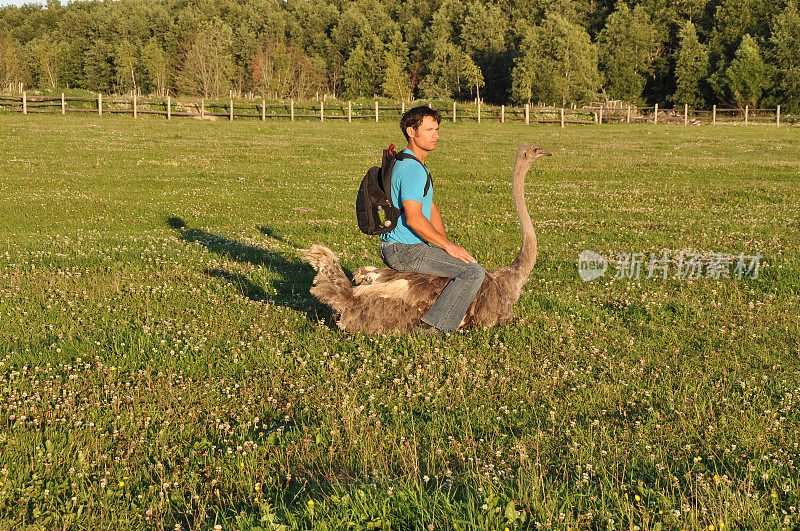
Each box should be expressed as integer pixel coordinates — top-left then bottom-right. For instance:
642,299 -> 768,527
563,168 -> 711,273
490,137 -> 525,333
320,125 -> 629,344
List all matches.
515,144 -> 552,172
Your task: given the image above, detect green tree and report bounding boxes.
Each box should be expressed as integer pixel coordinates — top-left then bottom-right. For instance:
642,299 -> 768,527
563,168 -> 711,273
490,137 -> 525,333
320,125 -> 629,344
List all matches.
382,54 -> 411,101
427,0 -> 466,44
770,1 -> 800,112
461,54 -> 484,100
673,21 -> 709,108
342,44 -> 375,98
251,38 -> 322,99
597,3 -> 658,103
461,0 -> 505,57
420,36 -> 460,98
54,4 -> 94,90
709,0 -> 778,62
461,0 -> 510,102
674,0 -> 712,23
285,0 -> 340,94
512,12 -> 599,106
114,39 -> 138,94
84,39 -> 115,93
141,38 -> 169,97
379,29 -> 411,101
230,0 -> 287,94
419,0 -> 467,98
420,34 -> 482,100
27,35 -> 64,89
725,34 -> 770,109
0,29 -> 23,87
177,19 -> 234,98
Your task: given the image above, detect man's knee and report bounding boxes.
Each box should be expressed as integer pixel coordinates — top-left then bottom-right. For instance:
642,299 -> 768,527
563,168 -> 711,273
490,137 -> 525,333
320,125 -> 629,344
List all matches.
462,262 -> 485,283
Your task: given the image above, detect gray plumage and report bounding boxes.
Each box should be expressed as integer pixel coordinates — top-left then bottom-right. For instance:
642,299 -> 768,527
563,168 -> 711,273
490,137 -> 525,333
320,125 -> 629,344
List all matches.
303,144 -> 551,333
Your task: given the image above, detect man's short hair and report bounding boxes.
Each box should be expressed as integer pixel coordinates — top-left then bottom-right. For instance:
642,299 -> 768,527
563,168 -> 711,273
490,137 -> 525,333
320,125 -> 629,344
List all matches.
400,106 -> 441,141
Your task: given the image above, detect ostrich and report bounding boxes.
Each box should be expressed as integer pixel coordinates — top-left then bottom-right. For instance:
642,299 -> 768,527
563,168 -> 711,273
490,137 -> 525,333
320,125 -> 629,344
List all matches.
302,143 -> 551,334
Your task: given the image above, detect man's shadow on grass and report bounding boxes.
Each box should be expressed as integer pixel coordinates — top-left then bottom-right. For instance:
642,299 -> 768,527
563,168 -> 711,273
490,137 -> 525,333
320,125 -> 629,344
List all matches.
168,216 -> 340,326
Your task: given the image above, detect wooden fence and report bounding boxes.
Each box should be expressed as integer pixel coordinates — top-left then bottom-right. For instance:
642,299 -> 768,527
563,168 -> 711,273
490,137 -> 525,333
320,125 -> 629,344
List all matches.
587,102 -> 796,126
0,92 -> 795,127
0,93 -> 595,126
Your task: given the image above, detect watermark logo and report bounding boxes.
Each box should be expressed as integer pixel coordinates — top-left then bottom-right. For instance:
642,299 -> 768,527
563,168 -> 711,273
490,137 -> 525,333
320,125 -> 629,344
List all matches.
578,250 -> 761,281
578,250 -> 609,281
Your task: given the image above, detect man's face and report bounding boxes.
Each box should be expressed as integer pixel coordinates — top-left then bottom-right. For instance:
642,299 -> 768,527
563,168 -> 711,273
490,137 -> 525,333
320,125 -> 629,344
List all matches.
408,116 -> 439,152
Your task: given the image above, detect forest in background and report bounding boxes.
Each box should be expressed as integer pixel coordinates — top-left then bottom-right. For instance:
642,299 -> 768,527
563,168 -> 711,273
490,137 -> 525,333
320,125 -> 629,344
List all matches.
1,0 -> 799,111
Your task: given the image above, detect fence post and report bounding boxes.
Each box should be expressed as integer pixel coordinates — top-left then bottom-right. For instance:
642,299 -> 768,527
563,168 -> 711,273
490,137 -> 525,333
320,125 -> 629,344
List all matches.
713,104 -> 716,125
477,99 -> 481,124
599,106 -> 603,124
133,94 -> 137,119
627,105 -> 631,123
501,104 -> 505,123
401,101 -> 405,115
229,99 -> 233,121
290,99 -> 294,121
375,101 -> 379,122
684,103 -> 688,126
321,100 -> 324,122
167,96 -> 171,120
653,103 -> 658,124
777,105 -> 781,127
525,103 -> 529,125
745,105 -> 748,126
22,91 -> 27,114
61,93 -> 65,115
560,108 -> 565,128
201,98 -> 205,119
98,93 -> 102,116
348,101 -> 352,123
452,101 -> 456,123
261,99 -> 265,121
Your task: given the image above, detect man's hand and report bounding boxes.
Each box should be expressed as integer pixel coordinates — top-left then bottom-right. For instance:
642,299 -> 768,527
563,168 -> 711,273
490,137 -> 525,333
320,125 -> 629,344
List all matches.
443,242 -> 477,263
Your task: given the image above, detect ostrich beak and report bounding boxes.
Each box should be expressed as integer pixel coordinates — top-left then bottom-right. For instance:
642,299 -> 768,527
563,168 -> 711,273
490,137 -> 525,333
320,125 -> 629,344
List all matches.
541,151 -> 552,157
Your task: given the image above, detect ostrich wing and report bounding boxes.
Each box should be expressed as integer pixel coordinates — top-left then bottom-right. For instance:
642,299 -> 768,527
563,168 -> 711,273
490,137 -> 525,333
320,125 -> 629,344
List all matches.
351,265 -> 514,332
305,245 -> 514,333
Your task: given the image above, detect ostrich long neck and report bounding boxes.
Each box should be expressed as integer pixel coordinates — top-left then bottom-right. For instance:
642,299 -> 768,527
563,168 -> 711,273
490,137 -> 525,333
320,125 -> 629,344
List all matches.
510,158 -> 537,277
494,154 -> 538,304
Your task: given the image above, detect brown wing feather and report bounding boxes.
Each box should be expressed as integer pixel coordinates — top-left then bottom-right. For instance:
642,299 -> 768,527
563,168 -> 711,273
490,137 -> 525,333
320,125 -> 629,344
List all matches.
339,266 -> 514,331
304,246 -> 516,333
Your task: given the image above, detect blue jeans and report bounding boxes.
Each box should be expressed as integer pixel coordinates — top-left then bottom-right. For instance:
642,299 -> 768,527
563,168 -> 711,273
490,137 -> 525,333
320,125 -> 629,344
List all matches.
380,242 -> 485,333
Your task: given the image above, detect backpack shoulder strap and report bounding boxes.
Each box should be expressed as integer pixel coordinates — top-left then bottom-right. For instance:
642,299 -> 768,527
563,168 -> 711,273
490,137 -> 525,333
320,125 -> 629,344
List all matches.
395,151 -> 432,197
380,146 -> 399,206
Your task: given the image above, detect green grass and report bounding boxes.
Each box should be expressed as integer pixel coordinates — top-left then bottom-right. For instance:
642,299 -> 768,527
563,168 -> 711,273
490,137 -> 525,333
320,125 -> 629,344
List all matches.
0,113 -> 799,529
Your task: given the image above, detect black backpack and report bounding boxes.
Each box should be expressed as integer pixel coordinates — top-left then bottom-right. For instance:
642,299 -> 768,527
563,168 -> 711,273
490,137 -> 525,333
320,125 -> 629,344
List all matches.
356,144 -> 432,235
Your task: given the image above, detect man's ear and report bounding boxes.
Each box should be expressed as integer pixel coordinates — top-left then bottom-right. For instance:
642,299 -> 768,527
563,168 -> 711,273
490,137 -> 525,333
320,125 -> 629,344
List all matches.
406,126 -> 415,140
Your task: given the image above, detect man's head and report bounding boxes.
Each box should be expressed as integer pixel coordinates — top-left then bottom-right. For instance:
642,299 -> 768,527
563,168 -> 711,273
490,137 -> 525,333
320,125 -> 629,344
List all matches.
401,106 -> 441,141
401,106 -> 441,153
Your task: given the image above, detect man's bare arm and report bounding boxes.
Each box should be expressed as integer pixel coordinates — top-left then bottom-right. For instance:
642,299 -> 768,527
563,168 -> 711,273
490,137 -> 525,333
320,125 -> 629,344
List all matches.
430,202 -> 447,238
403,200 -> 476,263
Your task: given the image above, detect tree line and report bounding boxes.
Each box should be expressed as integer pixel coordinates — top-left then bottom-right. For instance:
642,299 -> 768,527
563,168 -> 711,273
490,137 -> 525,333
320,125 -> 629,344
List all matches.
1,0 -> 799,111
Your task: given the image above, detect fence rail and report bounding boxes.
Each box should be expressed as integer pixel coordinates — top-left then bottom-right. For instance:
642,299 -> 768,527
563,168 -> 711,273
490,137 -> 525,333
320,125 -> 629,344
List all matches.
0,93 -> 796,127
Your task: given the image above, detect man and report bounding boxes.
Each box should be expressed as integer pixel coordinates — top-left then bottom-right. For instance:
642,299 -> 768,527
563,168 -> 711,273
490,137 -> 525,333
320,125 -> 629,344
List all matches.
379,106 -> 485,334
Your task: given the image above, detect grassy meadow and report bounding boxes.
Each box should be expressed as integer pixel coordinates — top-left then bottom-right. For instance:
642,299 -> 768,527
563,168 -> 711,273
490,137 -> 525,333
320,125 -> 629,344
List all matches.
0,112 -> 799,529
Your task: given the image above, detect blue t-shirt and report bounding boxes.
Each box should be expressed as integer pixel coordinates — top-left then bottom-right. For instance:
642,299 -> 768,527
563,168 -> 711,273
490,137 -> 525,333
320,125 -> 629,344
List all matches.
380,148 -> 432,244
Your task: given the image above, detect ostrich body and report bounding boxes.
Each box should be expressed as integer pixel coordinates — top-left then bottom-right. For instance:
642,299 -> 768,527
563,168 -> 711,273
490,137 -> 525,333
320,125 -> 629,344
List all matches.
303,144 -> 551,333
